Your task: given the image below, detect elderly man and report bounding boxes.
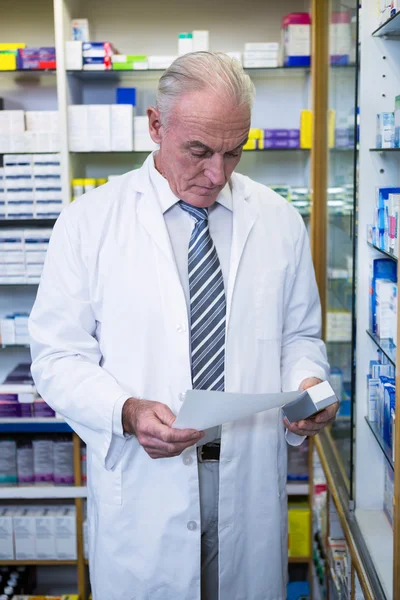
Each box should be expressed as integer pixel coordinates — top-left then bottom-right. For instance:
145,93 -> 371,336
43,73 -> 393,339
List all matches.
29,52 -> 336,600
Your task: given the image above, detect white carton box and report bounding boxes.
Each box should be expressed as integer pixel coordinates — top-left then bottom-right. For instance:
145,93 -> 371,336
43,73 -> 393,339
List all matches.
0,507 -> 16,560
111,105 -> 134,151
68,105 -> 90,152
35,507 -> 57,560
0,111 -> 25,134
193,31 -> 209,52
26,111 -> 59,134
87,105 -> 111,151
65,40 -> 83,70
14,508 -> 38,559
55,507 -> 77,559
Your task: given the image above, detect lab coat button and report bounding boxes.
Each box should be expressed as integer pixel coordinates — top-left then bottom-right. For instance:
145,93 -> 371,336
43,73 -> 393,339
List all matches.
187,521 -> 197,531
183,455 -> 193,466
176,324 -> 186,333
178,392 -> 185,402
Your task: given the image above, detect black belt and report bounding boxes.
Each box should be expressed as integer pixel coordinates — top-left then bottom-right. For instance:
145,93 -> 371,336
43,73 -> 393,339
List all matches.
197,442 -> 220,462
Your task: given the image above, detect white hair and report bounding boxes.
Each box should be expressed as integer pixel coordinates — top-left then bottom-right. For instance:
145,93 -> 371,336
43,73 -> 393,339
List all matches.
156,51 -> 255,126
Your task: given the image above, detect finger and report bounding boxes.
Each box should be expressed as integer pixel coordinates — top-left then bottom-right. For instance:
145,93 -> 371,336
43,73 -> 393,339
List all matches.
141,435 -> 198,457
142,414 -> 203,444
153,404 -> 205,442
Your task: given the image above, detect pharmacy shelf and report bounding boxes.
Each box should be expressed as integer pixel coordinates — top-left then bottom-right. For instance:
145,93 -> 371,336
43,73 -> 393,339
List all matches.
370,147 -> 400,152
0,69 -> 56,74
366,329 -> 396,366
0,486 -> 87,499
365,416 -> 394,470
0,218 -> 57,228
372,11 -> 400,37
1,344 -> 30,349
355,509 -> 393,600
367,242 -> 398,261
0,418 -> 72,433
0,559 -> 77,566
286,483 -> 310,495
67,64 -> 355,80
71,149 -> 311,155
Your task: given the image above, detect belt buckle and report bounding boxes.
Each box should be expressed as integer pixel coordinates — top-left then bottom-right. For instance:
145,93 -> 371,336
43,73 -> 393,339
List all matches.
197,444 -> 219,463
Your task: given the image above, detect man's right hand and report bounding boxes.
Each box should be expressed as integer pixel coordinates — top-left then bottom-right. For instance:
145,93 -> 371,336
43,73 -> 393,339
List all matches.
122,397 -> 204,459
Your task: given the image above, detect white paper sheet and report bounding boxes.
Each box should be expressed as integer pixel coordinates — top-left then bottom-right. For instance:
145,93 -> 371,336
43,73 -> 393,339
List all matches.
173,389 -> 301,431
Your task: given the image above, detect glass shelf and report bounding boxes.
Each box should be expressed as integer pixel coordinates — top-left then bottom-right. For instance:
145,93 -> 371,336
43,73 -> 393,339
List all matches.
0,69 -> 56,75
366,329 -> 396,366
372,11 -> 400,37
0,418 -> 72,433
370,148 -> 400,152
367,242 -> 397,261
365,417 -> 394,470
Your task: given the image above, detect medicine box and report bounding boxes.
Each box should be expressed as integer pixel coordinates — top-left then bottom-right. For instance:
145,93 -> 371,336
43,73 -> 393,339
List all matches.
288,503 -> 310,557
283,380 -> 337,423
377,112 -> 395,149
282,13 -> 311,67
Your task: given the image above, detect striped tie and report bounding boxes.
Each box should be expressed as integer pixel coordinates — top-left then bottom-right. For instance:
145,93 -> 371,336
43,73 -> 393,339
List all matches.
179,201 -> 226,391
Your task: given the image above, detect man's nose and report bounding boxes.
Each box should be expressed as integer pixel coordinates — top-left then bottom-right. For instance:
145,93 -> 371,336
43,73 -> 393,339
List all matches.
204,154 -> 226,187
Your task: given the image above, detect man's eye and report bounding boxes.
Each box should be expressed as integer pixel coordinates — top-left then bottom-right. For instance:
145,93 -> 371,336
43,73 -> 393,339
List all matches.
191,152 -> 209,158
227,152 -> 240,158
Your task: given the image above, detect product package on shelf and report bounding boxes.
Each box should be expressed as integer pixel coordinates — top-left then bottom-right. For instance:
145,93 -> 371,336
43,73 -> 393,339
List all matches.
288,502 -> 310,557
369,257 -> 397,334
330,12 -> 352,65
243,42 -> 279,68
281,13 -> 311,67
17,47 -> 56,70
0,229 -> 51,283
0,505 -> 77,561
0,113 -> 60,154
0,363 -> 55,418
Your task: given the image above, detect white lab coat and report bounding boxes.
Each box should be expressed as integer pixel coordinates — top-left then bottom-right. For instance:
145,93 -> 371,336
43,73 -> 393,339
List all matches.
29,155 -> 329,600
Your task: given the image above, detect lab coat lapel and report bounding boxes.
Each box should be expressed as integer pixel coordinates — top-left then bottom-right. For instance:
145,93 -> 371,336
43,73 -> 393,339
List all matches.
226,176 -> 258,327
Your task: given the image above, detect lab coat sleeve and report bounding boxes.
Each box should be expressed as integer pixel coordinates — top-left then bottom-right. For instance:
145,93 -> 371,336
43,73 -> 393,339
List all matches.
281,212 -> 330,445
29,209 -> 132,470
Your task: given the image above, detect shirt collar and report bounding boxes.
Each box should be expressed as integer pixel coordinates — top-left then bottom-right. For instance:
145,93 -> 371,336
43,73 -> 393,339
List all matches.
149,151 -> 233,214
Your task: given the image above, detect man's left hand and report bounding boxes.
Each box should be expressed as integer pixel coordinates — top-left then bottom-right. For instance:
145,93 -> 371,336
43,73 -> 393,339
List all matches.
283,377 -> 339,437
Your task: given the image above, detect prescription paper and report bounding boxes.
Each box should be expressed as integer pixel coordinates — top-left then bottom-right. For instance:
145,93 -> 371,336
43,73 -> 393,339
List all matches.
173,389 -> 300,431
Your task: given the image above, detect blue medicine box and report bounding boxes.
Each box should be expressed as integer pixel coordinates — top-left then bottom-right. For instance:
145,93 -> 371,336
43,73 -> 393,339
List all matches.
116,87 -> 136,106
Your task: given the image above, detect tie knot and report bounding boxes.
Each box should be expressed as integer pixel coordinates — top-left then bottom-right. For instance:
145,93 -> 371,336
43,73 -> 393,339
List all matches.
179,200 -> 208,223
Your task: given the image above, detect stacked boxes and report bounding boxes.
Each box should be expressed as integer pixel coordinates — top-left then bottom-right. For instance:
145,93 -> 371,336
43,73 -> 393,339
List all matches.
367,355 -> 395,424
0,112 -> 60,154
326,311 -> 352,342
0,363 -> 55,419
68,88 -> 144,152
17,47 -> 56,70
330,12 -> 351,65
243,43 -> 279,68
111,54 -> 148,70
261,128 -> 300,149
0,505 -> 77,560
178,31 -> 209,55
0,154 -> 62,220
0,229 -> 51,283
281,13 -> 311,67
368,187 -> 400,254
82,41 -> 115,71
288,502 -> 310,557
0,436 -> 74,487
376,112 -> 395,149
0,313 -> 29,345
0,43 -> 26,70
369,257 -> 397,334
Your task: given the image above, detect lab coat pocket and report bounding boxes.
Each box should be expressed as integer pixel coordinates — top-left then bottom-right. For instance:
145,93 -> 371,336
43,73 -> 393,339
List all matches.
255,267 -> 287,340
91,451 -> 122,506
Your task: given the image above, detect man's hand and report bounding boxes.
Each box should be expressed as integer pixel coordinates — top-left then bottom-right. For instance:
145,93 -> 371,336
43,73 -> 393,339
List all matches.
122,397 -> 205,459
283,377 -> 339,437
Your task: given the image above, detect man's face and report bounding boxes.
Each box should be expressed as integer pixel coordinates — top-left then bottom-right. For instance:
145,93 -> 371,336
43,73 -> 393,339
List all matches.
148,90 -> 251,208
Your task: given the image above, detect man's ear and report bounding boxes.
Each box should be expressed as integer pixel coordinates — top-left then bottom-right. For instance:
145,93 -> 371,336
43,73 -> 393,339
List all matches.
147,106 -> 163,144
